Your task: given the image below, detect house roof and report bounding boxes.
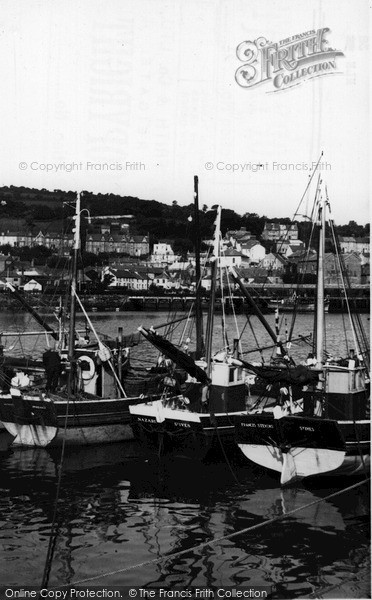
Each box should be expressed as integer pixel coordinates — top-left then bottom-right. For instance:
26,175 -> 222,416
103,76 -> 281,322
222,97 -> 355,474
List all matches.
260,252 -> 286,264
241,240 -> 262,249
222,248 -> 242,256
339,236 -> 355,242
114,269 -> 148,280
87,233 -> 148,243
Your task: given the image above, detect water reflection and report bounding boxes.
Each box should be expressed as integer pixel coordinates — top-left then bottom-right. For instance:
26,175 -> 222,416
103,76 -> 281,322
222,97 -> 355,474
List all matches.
0,438 -> 369,596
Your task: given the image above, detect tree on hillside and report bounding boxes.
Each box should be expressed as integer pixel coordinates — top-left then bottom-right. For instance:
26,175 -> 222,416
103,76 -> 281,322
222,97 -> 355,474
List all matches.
241,213 -> 266,237
336,220 -> 369,238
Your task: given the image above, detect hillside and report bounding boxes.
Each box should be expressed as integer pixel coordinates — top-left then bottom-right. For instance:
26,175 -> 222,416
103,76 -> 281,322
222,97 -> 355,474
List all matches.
0,186 -> 369,254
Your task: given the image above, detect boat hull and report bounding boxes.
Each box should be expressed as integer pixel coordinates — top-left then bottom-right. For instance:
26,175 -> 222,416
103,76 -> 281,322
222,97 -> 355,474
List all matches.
130,400 -> 243,461
267,301 -> 329,313
0,391 -> 156,447
235,412 -> 369,484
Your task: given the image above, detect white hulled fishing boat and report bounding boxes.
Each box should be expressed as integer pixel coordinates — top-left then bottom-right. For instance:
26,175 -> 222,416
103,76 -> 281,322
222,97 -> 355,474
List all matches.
234,181 -> 370,484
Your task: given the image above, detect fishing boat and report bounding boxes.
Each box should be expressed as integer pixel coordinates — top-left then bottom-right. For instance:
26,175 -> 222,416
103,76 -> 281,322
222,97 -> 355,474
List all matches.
0,193 -> 180,447
267,295 -> 330,313
130,178 -> 254,460
233,182 -> 370,485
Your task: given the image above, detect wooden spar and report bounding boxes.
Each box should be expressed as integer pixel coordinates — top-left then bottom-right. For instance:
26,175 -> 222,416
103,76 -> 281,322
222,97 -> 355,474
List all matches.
194,175 -> 204,359
67,192 -> 81,395
228,267 -> 290,359
0,329 -> 86,337
315,194 -> 325,367
3,282 -> 58,340
205,206 -> 221,378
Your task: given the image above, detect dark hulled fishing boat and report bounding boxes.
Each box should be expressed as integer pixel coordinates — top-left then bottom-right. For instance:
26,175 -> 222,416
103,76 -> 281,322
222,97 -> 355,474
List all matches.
130,180 -> 252,460
0,193 -> 175,447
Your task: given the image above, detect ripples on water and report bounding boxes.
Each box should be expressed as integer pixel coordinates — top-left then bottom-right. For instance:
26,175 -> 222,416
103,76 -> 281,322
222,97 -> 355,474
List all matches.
1,310 -> 370,365
0,440 -> 370,597
0,311 -> 370,597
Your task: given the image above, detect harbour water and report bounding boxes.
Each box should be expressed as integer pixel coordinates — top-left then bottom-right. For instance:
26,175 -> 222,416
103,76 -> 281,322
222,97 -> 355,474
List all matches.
0,311 -> 370,597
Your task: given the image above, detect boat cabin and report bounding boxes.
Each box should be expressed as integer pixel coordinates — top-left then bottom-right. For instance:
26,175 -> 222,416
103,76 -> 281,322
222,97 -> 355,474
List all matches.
324,365 -> 368,420
59,348 -> 117,398
184,358 -> 247,413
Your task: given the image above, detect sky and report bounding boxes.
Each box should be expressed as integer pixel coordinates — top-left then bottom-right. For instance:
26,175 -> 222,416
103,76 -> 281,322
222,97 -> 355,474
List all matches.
0,0 -> 370,224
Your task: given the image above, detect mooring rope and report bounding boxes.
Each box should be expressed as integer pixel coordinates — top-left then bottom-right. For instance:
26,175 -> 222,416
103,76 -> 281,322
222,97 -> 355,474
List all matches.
52,477 -> 369,587
39,398 -> 71,590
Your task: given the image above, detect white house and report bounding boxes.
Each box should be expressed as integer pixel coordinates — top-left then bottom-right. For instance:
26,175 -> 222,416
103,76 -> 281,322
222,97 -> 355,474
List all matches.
150,242 -> 179,265
339,236 -> 370,255
261,222 -> 299,241
152,270 -> 173,290
275,238 -> 305,257
258,252 -> 287,272
103,267 -> 148,291
219,248 -> 243,268
240,240 -> 265,263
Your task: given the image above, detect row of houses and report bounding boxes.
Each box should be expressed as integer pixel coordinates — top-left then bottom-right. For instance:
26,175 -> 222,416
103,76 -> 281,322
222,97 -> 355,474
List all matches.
1,220 -> 369,261
0,229 -> 151,257
97,249 -> 370,291
85,233 -> 149,256
0,247 -> 369,293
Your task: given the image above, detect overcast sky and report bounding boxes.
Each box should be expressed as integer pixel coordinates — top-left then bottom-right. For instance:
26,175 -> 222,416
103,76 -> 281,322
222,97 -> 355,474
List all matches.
0,0 -> 369,224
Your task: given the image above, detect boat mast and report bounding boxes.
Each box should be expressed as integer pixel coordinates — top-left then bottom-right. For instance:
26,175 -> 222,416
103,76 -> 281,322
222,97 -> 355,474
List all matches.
315,191 -> 325,367
194,175 -> 204,359
204,206 -> 221,378
67,192 -> 81,394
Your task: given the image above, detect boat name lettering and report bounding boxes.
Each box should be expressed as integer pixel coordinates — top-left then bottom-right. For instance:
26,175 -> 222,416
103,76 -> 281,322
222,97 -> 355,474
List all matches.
138,417 -> 156,423
174,422 -> 191,428
242,422 -> 274,428
300,426 -> 315,431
